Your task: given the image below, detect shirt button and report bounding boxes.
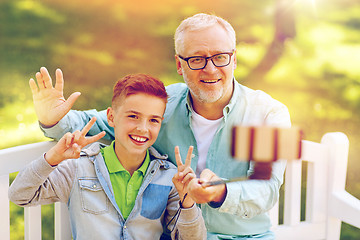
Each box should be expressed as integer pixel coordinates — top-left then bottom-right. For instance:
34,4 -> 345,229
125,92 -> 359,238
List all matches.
124,225 -> 127,229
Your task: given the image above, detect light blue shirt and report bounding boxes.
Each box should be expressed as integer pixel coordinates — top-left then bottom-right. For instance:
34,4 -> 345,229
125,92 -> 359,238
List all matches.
42,79 -> 291,238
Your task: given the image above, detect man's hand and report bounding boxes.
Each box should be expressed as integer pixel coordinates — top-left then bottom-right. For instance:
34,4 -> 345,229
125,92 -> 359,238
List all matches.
29,67 -> 81,127
187,169 -> 227,205
45,117 -> 106,166
172,146 -> 196,208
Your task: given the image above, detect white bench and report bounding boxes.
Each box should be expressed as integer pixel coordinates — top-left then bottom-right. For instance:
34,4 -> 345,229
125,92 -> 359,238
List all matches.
0,132 -> 359,239
270,132 -> 360,239
0,141 -> 71,240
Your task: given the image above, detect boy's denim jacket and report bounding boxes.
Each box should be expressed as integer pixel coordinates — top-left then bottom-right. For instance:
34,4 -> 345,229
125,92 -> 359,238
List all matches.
9,142 -> 206,240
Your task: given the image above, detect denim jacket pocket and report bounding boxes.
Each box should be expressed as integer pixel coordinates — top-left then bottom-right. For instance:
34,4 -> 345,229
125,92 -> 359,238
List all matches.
141,183 -> 172,220
79,178 -> 109,214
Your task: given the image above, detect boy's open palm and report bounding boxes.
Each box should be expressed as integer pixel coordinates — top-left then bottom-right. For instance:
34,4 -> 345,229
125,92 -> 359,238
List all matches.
29,67 -> 81,127
45,117 -> 106,166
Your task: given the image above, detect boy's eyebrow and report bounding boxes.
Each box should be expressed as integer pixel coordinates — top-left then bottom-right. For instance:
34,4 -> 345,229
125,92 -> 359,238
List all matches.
126,110 -> 163,119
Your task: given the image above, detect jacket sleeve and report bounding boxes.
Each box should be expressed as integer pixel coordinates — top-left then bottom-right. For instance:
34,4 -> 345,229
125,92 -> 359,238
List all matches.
8,154 -> 77,206
40,109 -> 114,141
217,103 -> 291,218
165,187 -> 207,240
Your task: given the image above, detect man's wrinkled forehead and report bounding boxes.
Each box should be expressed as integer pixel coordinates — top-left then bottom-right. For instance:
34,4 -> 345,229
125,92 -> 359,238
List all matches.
182,26 -> 234,53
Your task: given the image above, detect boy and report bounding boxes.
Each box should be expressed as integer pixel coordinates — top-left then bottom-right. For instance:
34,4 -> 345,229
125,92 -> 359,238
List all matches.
9,74 -> 205,240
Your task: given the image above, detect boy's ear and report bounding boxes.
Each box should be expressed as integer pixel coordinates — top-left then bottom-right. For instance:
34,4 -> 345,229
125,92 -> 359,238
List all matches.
107,107 -> 115,127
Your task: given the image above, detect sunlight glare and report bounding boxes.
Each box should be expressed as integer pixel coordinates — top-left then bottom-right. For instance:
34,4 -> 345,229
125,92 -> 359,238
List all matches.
296,0 -> 319,17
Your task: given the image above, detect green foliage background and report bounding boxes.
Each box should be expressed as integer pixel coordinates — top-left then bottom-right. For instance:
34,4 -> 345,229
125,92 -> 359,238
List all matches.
1,0 -> 359,239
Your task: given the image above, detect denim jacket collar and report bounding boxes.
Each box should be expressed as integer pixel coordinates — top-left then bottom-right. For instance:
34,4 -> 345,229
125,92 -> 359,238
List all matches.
77,142 -> 173,222
80,143 -> 168,162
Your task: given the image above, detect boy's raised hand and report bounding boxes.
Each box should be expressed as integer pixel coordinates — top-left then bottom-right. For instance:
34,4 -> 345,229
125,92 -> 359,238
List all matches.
172,146 -> 196,208
29,67 -> 81,127
45,117 -> 106,166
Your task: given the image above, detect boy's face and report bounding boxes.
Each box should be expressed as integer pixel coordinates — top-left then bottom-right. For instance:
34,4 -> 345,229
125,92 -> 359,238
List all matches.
107,93 -> 166,157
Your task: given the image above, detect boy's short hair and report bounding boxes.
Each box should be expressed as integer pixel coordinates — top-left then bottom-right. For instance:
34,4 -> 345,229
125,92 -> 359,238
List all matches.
112,73 -> 168,108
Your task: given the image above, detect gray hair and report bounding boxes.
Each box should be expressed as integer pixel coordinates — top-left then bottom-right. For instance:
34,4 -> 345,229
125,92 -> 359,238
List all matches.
174,13 -> 236,55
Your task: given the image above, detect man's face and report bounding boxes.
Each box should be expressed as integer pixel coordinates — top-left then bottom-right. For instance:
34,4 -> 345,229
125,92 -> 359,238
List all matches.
107,93 -> 165,157
175,24 -> 237,105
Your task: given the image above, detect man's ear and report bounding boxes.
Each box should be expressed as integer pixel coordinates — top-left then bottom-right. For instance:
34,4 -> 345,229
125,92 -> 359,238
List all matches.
107,107 -> 115,127
175,55 -> 183,76
233,49 -> 237,70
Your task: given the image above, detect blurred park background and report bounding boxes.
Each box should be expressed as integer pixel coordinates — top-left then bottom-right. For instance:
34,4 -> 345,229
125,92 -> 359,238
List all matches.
0,0 -> 359,239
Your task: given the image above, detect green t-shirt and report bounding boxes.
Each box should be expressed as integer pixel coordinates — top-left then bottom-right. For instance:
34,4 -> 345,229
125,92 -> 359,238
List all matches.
101,141 -> 150,220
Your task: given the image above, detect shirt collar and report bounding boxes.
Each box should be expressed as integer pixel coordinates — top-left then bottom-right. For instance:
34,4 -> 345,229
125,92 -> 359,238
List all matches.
223,79 -> 240,119
101,141 -> 150,175
185,90 -> 194,115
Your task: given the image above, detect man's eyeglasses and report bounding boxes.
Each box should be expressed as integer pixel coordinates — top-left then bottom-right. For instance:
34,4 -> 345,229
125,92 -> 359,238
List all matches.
178,51 -> 235,70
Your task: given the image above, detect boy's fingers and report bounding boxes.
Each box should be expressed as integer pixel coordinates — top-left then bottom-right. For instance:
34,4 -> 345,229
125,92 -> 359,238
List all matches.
72,143 -> 81,155
65,92 -> 81,110
179,167 -> 193,176
73,130 -> 82,143
81,117 -> 97,136
185,146 -> 194,167
54,68 -> 64,92
173,172 -> 181,181
35,72 -> 45,89
40,67 -> 52,89
64,132 -> 74,148
29,78 -> 38,95
178,166 -> 194,180
85,131 -> 106,145
174,146 -> 183,167
182,172 -> 196,185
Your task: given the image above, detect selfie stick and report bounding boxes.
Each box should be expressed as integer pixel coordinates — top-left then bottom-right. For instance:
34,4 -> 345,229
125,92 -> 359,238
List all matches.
203,126 -> 303,186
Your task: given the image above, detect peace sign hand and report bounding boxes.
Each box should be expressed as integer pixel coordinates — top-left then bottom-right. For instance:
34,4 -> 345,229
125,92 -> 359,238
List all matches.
172,146 -> 196,208
45,117 -> 106,166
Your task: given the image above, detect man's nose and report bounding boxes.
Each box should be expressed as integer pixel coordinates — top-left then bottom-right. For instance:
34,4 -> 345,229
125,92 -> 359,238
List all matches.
203,58 -> 218,73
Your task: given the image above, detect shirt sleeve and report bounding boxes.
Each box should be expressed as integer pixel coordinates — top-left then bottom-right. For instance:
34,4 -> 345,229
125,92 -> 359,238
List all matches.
8,154 -> 77,206
217,103 -> 291,219
40,109 -> 114,141
218,159 -> 286,218
165,187 -> 207,240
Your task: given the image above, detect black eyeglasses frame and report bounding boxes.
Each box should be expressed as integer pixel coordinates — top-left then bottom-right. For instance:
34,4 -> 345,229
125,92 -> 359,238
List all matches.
177,51 -> 235,70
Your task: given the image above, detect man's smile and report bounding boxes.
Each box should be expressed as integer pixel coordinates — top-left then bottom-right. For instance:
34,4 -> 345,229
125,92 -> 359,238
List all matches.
200,78 -> 221,84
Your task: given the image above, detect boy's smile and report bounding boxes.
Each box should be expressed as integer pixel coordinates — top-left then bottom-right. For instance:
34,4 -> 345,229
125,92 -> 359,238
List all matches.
129,135 -> 148,144
107,93 -> 166,167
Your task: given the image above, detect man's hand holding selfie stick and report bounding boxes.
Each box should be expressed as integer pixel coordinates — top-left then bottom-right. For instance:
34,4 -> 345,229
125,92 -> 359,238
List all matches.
187,126 -> 303,205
